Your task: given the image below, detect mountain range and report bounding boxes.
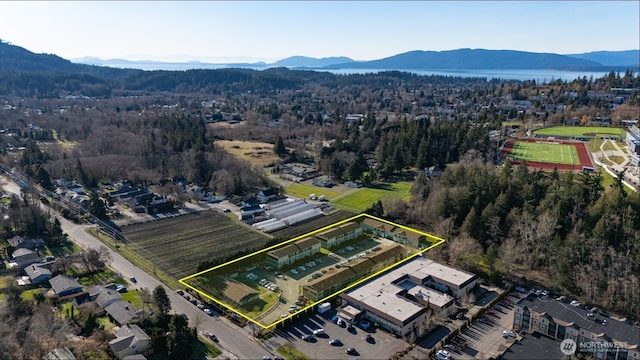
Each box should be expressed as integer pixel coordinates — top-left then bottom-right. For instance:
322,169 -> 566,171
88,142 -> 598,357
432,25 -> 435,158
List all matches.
73,49 -> 639,72
1,40 -> 638,75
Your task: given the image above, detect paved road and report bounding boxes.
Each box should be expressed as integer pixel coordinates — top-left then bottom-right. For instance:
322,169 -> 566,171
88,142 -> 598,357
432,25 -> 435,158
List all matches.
1,177 -> 274,360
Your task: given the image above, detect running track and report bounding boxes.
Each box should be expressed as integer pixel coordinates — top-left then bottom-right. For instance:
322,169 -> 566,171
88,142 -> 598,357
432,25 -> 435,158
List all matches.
500,138 -> 595,171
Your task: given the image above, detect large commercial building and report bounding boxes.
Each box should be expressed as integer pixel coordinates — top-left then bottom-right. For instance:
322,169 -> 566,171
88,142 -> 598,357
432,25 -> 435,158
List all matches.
513,295 -> 639,360
340,257 -> 476,337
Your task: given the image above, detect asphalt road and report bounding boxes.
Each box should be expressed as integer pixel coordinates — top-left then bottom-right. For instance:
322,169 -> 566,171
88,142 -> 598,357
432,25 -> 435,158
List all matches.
1,177 -> 274,360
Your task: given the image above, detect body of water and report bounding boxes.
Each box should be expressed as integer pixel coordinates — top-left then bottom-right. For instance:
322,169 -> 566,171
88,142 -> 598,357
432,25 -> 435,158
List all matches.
98,62 -> 611,82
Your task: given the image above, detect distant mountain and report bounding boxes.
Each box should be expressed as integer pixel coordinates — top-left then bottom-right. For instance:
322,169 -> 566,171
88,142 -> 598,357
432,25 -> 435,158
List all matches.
269,56 -> 354,68
0,40 -> 137,79
565,50 -> 639,68
324,49 -> 608,70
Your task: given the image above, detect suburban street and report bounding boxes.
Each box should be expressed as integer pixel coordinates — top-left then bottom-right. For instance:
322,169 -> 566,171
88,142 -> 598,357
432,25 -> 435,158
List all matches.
1,176 -> 275,360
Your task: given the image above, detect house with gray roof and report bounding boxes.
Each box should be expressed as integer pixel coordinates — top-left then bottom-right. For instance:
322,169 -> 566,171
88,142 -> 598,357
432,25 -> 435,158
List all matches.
24,264 -> 52,284
108,323 -> 152,360
91,286 -> 140,326
49,274 -> 83,298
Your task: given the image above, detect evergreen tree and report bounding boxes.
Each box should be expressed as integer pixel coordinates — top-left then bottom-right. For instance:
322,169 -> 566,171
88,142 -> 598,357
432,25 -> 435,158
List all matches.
273,135 -> 286,157
153,286 -> 172,317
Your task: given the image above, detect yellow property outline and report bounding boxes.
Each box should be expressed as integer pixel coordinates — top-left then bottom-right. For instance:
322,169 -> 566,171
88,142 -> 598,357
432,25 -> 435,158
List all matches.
179,213 -> 445,329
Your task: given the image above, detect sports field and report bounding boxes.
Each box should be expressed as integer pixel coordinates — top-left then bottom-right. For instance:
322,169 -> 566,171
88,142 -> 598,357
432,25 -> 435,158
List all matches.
333,182 -> 412,212
534,126 -> 626,139
507,142 -> 580,165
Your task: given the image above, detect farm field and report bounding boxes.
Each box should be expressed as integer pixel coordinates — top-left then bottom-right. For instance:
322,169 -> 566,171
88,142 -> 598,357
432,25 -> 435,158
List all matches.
284,183 -> 342,200
333,182 -> 412,212
507,142 -> 580,165
120,210 -> 270,280
534,125 -> 626,138
269,209 -> 354,240
215,140 -> 281,168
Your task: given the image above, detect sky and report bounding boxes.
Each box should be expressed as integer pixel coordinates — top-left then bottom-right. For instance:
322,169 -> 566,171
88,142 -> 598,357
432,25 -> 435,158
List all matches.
0,1 -> 638,63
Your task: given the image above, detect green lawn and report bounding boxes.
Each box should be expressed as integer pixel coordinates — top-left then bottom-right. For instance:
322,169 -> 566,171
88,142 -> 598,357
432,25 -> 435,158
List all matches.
507,142 -> 580,165
534,126 -> 626,138
333,182 -> 412,212
284,183 -> 342,200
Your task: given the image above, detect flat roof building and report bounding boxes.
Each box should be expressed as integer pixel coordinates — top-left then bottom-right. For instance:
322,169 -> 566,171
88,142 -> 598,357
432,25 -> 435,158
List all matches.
341,257 -> 466,337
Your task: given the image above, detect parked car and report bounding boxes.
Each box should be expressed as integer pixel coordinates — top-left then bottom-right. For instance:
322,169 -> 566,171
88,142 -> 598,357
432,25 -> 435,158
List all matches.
313,328 -> 325,336
366,334 -> 374,343
302,334 -> 314,341
204,332 -> 218,342
345,348 -> 358,355
436,349 -> 451,359
503,330 -> 515,338
329,339 -> 342,346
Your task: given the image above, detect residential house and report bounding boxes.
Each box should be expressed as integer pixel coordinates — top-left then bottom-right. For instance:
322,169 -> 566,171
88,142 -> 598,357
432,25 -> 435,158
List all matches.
11,248 -> 41,268
24,264 -> 52,284
92,286 -> 140,325
266,237 -> 321,269
7,236 -> 45,250
108,324 -> 152,360
315,222 -> 362,249
257,189 -> 277,203
49,274 -> 83,298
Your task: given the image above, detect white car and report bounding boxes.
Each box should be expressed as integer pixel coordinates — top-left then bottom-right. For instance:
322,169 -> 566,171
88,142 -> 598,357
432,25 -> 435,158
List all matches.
436,349 -> 451,359
503,330 -> 515,337
313,328 -> 325,335
570,300 -> 580,306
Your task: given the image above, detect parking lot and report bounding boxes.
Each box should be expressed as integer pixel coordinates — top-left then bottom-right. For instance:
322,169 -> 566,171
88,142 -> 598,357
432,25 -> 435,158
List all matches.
275,309 -> 406,359
448,292 -> 520,360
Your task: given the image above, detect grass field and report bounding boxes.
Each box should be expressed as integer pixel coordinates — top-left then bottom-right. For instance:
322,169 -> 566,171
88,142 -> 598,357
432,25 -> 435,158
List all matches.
216,140 -> 282,168
284,183 -> 342,200
120,210 -> 270,280
507,142 -> 580,165
333,182 -> 412,212
534,126 -> 626,138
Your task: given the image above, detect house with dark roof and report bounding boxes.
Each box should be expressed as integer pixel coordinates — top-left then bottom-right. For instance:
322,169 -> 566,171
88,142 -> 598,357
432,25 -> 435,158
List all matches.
257,189 -> 277,203
11,248 -> 41,268
49,274 -> 83,298
7,236 -> 45,250
108,323 -> 152,360
513,295 -> 639,360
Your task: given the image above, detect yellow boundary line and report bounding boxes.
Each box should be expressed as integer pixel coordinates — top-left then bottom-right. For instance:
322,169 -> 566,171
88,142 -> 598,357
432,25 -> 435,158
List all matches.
178,213 -> 446,330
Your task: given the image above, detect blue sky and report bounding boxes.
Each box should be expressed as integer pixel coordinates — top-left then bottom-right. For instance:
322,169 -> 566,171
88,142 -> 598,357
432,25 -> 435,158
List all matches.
0,1 -> 637,62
